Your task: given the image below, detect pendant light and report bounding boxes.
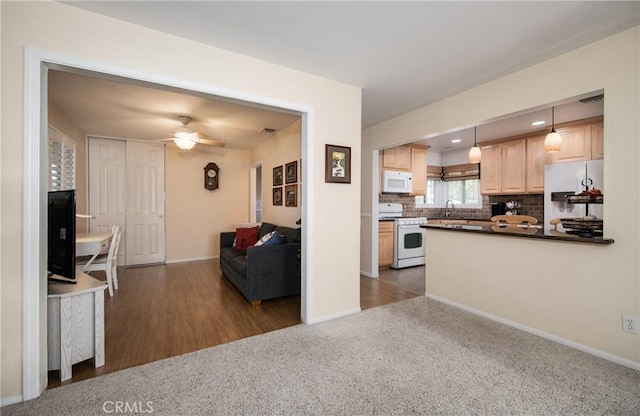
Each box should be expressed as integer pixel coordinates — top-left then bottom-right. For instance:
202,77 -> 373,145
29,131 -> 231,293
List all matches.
468,126 -> 481,163
544,106 -> 562,153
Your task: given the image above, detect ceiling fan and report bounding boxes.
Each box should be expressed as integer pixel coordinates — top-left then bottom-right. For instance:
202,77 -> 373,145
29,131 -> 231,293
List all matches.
161,116 -> 226,150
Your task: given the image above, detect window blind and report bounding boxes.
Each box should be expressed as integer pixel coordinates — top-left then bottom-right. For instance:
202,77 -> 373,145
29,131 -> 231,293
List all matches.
442,163 -> 480,181
48,127 -> 76,191
427,165 -> 443,180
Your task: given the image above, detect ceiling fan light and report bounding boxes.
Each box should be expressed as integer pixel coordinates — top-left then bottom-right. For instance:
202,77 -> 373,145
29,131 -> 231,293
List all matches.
544,130 -> 562,153
468,145 -> 482,163
174,137 -> 196,150
174,126 -> 195,139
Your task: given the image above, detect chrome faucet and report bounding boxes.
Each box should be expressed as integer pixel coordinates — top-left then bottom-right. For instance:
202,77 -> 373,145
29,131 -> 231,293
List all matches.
444,200 -> 456,217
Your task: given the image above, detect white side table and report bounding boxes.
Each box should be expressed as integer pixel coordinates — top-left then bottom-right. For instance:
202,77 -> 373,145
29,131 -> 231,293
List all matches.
47,272 -> 108,381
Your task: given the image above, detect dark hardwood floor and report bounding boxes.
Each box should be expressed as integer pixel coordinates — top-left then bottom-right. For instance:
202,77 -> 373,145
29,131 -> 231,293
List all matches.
48,259 -> 424,388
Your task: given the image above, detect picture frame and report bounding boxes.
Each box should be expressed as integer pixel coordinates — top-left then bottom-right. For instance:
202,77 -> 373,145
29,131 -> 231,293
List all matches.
273,165 -> 283,186
285,184 -> 297,207
285,160 -> 297,184
273,187 -> 283,206
325,144 -> 351,183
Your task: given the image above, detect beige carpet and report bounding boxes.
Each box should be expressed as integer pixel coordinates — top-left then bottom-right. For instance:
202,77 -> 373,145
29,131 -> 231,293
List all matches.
4,297 -> 639,415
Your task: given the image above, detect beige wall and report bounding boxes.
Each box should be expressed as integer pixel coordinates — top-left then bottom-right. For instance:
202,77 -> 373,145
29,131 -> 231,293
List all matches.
251,119 -> 302,228
165,146 -> 251,262
1,1 -> 361,401
362,27 -> 640,364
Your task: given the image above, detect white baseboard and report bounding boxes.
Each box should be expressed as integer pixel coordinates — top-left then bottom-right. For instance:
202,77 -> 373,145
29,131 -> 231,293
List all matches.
360,270 -> 377,278
165,255 -> 218,264
309,307 -> 361,324
426,294 -> 640,371
1,395 -> 23,407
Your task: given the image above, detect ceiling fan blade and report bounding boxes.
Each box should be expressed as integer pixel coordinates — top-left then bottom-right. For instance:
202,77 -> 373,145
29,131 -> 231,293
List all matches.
193,131 -> 210,140
196,138 -> 226,147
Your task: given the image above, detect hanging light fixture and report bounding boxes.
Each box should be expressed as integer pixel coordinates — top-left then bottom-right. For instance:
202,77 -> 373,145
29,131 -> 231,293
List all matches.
468,126 -> 482,163
544,106 -> 562,153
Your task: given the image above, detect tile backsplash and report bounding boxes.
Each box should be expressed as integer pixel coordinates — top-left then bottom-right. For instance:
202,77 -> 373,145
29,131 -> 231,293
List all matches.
379,193 -> 544,221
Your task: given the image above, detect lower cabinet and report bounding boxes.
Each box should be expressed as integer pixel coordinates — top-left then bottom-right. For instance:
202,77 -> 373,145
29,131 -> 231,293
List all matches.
378,221 -> 394,268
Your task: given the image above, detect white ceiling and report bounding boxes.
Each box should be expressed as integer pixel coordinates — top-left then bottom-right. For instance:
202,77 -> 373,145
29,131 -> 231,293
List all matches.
48,69 -> 301,151
54,1 -> 637,151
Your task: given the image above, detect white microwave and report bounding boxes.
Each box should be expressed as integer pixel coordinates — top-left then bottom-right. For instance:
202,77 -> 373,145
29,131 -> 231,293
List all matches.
382,170 -> 413,193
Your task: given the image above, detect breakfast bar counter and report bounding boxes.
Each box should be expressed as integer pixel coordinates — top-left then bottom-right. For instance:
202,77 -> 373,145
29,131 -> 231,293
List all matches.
421,223 -> 614,245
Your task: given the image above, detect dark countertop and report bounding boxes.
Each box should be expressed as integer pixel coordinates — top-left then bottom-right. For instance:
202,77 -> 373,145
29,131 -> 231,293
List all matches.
420,223 -> 614,245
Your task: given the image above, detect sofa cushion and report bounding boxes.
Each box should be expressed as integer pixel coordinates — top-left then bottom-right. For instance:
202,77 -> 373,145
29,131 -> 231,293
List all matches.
229,255 -> 247,277
254,230 -> 284,247
220,247 -> 246,264
259,222 -> 278,239
275,226 -> 300,243
234,226 -> 259,250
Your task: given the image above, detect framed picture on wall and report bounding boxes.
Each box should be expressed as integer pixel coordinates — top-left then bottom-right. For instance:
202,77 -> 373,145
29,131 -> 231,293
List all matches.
325,144 -> 351,183
273,165 -> 283,186
273,187 -> 283,206
285,184 -> 297,207
285,161 -> 297,184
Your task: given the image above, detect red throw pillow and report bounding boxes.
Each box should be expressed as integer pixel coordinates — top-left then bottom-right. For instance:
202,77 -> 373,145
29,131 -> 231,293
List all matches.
234,226 -> 259,250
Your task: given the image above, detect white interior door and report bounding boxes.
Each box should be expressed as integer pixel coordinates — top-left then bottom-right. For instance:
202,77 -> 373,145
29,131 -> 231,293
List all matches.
88,138 -> 126,264
125,141 -> 166,266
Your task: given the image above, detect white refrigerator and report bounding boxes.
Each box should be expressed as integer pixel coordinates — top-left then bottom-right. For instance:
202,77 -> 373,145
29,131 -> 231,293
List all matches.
543,160 -> 603,229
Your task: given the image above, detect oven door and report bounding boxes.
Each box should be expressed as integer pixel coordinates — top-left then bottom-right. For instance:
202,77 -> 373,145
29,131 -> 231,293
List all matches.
393,225 -> 426,268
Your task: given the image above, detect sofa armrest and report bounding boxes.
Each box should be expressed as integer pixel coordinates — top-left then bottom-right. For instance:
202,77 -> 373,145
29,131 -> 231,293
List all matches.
220,231 -> 236,249
244,243 -> 301,300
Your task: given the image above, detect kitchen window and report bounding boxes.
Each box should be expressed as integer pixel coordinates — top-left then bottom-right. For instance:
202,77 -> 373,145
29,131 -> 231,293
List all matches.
416,163 -> 482,209
48,126 -> 76,191
446,179 -> 481,207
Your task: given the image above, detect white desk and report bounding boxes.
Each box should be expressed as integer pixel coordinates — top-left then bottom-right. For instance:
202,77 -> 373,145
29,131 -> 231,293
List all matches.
47,272 -> 107,381
76,232 -> 112,271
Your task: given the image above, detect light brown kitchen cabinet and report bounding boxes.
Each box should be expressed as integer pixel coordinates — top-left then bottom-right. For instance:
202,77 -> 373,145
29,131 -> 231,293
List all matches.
501,139 -> 526,193
526,135 -> 547,193
382,145 -> 412,171
378,221 -> 394,268
410,147 -> 427,196
591,121 -> 604,160
481,140 -> 526,194
480,144 -> 502,194
547,124 -> 591,164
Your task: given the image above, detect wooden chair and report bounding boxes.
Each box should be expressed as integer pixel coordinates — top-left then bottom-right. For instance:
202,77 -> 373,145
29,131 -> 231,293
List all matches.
77,225 -> 123,296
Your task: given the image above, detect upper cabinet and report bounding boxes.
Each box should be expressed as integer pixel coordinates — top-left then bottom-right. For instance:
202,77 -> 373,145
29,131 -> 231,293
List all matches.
501,139 -> 527,194
381,145 -> 428,195
382,145 -> 412,171
525,135 -> 547,193
547,124 -> 591,164
591,120 -> 604,160
480,140 -> 525,195
410,147 -> 427,196
480,144 -> 502,194
481,118 -> 602,195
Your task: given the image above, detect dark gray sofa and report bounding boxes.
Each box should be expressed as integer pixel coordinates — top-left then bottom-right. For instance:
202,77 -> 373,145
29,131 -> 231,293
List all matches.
219,222 -> 301,305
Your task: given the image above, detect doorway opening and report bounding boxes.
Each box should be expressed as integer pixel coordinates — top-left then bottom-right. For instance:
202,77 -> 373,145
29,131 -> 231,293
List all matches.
23,48 -> 313,399
251,163 -> 263,223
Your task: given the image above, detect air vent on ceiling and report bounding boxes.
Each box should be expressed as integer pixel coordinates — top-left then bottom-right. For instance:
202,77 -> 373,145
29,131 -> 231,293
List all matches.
259,127 -> 276,133
579,94 -> 604,104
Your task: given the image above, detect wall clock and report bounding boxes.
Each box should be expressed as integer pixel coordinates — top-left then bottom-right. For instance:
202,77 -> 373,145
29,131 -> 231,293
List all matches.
204,163 -> 219,191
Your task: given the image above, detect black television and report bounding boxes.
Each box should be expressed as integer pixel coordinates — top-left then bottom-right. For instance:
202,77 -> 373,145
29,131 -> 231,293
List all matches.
48,190 -> 76,283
